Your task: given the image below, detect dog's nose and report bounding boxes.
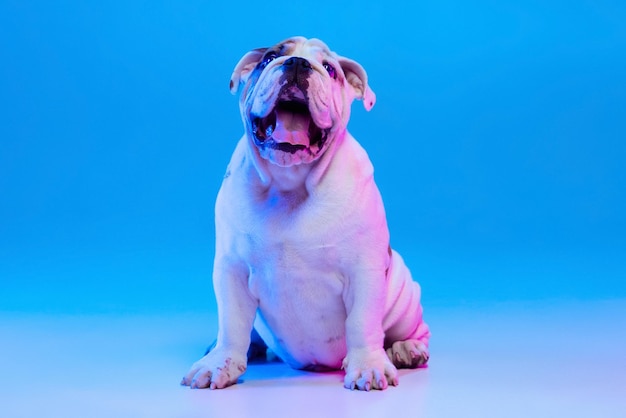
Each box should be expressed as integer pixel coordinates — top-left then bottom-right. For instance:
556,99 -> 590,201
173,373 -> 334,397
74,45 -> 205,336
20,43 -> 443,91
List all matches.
283,57 -> 312,72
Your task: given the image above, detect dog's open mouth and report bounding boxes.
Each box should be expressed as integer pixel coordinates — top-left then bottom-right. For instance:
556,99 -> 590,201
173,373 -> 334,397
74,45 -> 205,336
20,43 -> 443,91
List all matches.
251,94 -> 329,155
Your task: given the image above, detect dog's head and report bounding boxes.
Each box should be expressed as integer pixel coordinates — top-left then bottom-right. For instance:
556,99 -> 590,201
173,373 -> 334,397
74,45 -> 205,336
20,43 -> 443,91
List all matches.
230,36 -> 376,167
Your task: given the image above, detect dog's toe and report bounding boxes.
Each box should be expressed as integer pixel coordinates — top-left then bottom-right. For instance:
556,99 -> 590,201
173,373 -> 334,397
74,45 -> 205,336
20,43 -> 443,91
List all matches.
386,340 -> 429,369
190,369 -> 213,389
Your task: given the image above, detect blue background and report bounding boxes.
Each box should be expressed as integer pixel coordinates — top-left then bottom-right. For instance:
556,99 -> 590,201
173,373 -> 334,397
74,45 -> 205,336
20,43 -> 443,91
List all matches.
1,0 -> 625,314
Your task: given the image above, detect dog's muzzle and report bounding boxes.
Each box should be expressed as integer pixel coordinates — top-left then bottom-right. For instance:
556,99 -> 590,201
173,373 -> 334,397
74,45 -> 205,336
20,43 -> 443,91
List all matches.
250,57 -> 331,156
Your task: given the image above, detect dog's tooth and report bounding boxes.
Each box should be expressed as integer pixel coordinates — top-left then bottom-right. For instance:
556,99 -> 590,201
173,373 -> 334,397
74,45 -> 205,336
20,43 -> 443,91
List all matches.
266,124 -> 274,137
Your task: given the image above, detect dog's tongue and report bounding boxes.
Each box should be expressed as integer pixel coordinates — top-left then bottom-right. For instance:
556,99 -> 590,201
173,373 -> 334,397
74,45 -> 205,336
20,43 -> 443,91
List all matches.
273,108 -> 310,145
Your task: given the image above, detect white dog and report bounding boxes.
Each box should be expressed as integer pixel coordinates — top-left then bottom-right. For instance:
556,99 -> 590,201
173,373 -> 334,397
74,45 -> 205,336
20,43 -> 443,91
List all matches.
181,36 -> 430,391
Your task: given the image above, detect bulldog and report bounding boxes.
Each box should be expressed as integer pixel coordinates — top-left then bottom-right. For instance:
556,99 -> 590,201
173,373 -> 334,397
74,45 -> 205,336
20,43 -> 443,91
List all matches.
181,36 -> 430,391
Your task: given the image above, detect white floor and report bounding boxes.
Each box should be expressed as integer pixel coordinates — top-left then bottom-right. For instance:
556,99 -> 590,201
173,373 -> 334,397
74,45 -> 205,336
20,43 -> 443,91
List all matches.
1,299 -> 625,418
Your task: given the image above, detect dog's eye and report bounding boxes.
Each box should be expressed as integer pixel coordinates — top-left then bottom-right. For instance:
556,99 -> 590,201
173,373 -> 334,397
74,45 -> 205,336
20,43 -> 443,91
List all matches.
259,52 -> 278,70
323,62 -> 337,79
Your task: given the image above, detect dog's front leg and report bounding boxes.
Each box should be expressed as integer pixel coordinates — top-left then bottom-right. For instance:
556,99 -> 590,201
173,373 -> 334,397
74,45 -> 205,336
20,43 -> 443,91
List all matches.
342,268 -> 398,391
181,260 -> 256,390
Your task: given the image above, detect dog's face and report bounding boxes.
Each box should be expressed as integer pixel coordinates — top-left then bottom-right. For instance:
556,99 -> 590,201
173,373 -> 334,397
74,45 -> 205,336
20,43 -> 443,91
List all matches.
230,37 -> 376,167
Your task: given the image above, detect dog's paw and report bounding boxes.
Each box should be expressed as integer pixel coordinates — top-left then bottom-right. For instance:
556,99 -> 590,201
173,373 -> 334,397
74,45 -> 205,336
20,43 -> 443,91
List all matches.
342,348 -> 398,391
386,339 -> 429,369
180,351 -> 247,390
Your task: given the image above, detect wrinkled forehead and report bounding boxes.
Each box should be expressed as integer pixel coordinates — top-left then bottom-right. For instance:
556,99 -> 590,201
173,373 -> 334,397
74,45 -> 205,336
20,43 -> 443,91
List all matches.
272,37 -> 337,61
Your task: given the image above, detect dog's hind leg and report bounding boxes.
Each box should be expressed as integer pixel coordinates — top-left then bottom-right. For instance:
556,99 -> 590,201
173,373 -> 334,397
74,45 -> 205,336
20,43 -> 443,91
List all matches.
384,322 -> 430,369
382,250 -> 431,369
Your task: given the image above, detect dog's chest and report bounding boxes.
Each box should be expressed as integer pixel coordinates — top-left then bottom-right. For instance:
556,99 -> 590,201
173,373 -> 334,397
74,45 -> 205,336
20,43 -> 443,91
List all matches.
233,186 -> 348,318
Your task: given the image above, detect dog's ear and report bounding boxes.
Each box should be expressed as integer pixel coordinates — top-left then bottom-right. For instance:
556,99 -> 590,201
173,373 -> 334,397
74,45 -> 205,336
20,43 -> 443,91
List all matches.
337,57 -> 376,111
229,47 -> 268,95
